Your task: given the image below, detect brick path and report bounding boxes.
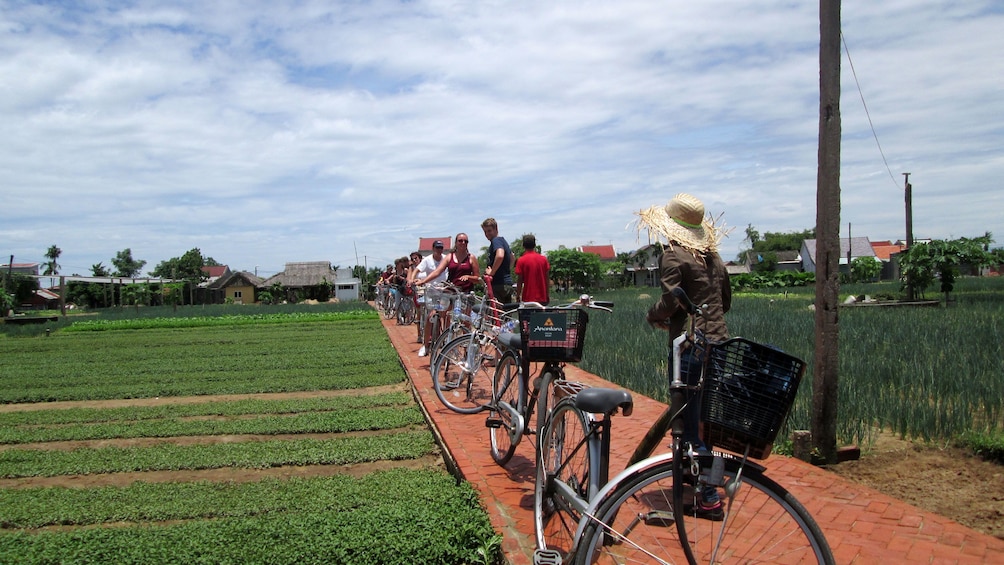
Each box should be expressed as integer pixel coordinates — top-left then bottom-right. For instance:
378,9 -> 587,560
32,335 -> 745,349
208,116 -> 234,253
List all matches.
380,314 -> 1004,564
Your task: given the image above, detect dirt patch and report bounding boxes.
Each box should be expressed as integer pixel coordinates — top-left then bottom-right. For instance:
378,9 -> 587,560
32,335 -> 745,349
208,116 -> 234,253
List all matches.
827,432 -> 1004,540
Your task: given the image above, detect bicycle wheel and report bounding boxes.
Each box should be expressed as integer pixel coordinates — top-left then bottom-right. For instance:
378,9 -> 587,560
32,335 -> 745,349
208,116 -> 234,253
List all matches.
535,397 -> 592,559
431,335 -> 497,414
574,456 -> 834,565
397,300 -> 415,325
489,350 -> 523,465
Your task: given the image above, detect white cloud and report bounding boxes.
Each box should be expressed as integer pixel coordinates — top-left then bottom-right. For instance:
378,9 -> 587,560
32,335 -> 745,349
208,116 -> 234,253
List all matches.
2,0 -> 1002,278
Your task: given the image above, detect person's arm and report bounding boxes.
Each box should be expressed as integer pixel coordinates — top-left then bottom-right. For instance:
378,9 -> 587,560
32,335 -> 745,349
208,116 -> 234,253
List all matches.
486,240 -> 506,276
470,255 -> 481,279
646,252 -> 683,326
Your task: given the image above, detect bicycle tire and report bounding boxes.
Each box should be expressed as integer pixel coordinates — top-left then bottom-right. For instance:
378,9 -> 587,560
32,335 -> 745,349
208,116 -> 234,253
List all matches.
431,334 -> 497,414
397,300 -> 416,326
430,320 -> 467,367
574,456 -> 835,565
534,397 -> 592,560
489,350 -> 522,465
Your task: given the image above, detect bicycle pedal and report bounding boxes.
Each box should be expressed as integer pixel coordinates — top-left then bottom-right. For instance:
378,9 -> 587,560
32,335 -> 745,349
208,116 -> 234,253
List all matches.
485,417 -> 503,429
533,548 -> 562,565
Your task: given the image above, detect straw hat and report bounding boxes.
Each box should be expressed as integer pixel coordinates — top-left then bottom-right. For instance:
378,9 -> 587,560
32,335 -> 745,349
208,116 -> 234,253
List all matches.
636,193 -> 725,253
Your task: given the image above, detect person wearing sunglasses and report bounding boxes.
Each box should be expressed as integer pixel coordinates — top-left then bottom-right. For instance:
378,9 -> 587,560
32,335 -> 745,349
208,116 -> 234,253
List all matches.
422,232 -> 480,293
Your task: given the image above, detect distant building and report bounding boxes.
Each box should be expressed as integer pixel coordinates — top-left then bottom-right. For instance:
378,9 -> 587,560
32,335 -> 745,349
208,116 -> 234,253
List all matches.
579,245 -> 617,261
1,263 -> 40,276
800,237 -> 877,274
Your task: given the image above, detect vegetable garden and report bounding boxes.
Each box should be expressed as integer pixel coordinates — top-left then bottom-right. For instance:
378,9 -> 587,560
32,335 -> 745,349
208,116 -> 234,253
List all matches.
0,304 -> 500,565
578,276 -> 1004,459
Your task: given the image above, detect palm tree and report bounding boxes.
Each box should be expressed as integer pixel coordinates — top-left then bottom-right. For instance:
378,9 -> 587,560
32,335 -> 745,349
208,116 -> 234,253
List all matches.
43,245 -> 62,276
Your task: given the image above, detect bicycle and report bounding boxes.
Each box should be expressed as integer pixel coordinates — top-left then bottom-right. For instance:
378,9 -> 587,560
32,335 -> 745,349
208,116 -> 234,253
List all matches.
486,296 -> 613,467
430,278 -> 514,414
420,281 -> 460,351
533,288 -> 834,564
395,283 -> 417,326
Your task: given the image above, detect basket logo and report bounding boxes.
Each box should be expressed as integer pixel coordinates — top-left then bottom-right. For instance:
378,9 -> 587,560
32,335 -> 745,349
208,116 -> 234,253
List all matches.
529,312 -> 567,340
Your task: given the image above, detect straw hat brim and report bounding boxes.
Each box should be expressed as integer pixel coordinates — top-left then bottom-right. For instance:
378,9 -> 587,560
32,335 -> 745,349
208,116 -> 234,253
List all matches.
636,204 -> 725,253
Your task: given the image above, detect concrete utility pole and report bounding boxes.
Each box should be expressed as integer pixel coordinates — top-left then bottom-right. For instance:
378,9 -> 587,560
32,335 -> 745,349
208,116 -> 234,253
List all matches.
903,172 -> 915,300
813,0 -> 841,465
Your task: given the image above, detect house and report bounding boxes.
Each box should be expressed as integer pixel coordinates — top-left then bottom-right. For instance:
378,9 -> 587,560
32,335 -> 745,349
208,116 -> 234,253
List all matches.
1,262 -> 40,276
333,268 -> 361,301
201,265 -> 231,285
623,244 -> 662,287
210,271 -> 264,304
261,262 -> 341,302
23,288 -> 60,310
579,245 -> 617,261
418,237 -> 453,255
800,237 -> 877,274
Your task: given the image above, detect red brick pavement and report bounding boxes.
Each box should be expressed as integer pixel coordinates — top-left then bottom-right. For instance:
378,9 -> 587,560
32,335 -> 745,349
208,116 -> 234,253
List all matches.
380,314 -> 1004,564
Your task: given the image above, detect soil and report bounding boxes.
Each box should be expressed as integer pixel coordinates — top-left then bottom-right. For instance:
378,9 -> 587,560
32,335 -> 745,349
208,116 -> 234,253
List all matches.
3,391 -> 1002,541
826,432 -> 1004,540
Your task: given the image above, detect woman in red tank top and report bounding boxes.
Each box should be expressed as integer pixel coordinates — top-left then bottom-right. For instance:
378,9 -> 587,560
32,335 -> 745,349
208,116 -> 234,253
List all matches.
422,232 -> 480,292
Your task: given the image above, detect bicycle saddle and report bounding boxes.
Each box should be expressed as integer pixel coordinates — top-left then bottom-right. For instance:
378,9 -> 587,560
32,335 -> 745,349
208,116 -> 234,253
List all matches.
575,387 -> 634,417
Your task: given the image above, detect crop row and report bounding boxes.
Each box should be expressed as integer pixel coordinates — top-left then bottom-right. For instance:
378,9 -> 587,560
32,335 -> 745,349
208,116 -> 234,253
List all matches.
0,405 -> 424,444
61,310 -> 379,331
0,468 -> 498,565
0,430 -> 435,478
0,391 -> 413,426
0,320 -> 402,403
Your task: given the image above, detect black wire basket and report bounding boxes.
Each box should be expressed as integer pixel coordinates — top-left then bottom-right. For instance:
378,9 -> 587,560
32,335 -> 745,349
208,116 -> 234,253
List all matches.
518,308 -> 589,362
700,338 -> 806,459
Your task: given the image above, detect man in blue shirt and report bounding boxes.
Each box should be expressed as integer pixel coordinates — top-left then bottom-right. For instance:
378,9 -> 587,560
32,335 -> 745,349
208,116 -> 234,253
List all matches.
480,217 -> 514,303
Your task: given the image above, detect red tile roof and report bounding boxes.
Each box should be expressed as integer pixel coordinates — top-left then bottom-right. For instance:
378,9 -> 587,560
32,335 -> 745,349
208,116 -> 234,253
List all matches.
579,245 -> 616,260
871,243 -> 905,261
418,237 -> 453,251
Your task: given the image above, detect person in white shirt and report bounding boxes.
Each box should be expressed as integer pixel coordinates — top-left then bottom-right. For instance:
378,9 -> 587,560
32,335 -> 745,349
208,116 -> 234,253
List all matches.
413,241 -> 448,356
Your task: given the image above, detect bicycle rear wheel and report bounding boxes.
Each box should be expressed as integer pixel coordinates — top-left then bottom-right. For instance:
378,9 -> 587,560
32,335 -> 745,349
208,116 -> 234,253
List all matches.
488,350 -> 522,465
431,335 -> 497,414
535,397 -> 592,560
574,456 -> 834,564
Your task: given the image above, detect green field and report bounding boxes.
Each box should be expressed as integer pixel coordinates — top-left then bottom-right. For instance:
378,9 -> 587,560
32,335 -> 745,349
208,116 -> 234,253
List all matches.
575,276 -> 1004,452
0,305 -> 500,565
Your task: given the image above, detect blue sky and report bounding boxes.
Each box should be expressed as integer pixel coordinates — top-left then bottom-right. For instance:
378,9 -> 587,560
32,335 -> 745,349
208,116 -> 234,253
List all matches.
3,1 -> 1002,279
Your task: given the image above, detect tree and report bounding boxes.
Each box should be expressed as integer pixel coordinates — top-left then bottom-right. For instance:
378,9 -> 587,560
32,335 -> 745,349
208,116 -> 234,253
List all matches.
91,263 -> 110,277
899,233 -> 996,301
547,248 -> 604,292
111,249 -> 147,278
849,257 -> 881,283
150,248 -> 210,305
43,245 -> 62,276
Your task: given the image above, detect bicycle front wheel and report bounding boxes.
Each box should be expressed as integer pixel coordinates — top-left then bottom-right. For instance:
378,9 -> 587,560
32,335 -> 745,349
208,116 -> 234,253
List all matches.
431,335 -> 497,414
489,350 -> 523,465
575,457 -> 834,565
535,397 -> 592,560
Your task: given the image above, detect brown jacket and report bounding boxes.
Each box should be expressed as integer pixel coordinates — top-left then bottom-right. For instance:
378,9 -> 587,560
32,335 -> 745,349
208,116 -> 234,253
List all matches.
647,247 -> 731,343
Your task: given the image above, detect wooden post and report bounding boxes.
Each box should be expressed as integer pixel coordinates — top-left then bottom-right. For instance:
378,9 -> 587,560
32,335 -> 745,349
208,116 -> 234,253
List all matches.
813,0 -> 841,465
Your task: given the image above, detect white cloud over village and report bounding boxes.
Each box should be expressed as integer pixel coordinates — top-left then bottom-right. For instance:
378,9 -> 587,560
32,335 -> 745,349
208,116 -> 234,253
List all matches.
3,1 -> 1002,277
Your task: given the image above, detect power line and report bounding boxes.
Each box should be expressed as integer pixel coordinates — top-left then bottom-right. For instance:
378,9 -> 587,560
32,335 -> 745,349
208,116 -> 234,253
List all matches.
841,31 -> 900,190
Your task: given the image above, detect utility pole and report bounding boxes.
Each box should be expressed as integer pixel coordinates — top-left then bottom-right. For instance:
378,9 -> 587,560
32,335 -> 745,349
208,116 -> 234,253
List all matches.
903,172 -> 914,300
813,0 -> 841,465
903,172 -> 913,248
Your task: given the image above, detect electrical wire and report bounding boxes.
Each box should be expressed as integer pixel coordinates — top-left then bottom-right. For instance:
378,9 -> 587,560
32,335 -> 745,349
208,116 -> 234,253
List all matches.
841,31 -> 901,189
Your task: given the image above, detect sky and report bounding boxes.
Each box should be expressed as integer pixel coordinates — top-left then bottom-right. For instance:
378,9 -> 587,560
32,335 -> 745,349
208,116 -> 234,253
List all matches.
3,1 -> 1002,280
